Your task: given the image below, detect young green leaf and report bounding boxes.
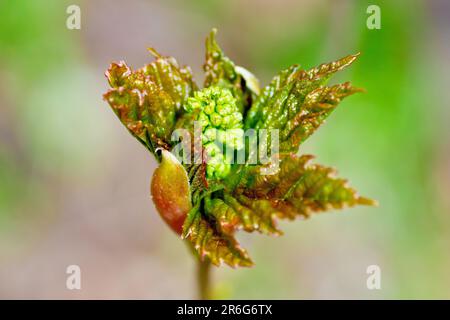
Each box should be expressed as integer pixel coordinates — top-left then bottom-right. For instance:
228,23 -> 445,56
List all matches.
233,154 -> 376,220
244,54 -> 360,153
280,82 -> 364,152
104,51 -> 197,156
204,28 -> 259,114
182,209 -> 253,268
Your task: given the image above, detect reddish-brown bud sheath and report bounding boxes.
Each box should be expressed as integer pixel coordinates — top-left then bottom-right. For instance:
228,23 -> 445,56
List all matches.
150,150 -> 192,235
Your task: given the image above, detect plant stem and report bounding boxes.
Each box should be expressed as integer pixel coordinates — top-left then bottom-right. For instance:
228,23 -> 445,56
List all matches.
197,258 -> 212,300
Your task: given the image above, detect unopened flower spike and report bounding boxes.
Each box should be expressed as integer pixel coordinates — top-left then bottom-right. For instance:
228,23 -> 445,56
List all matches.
103,29 -> 376,272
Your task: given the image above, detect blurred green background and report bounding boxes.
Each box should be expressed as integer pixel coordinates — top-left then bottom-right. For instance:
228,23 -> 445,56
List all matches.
0,0 -> 449,299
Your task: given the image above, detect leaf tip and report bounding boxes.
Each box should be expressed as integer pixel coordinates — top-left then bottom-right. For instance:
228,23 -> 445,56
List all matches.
358,196 -> 378,207
147,47 -> 161,58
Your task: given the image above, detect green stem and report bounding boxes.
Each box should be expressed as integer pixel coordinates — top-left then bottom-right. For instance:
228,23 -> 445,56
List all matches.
197,258 -> 212,300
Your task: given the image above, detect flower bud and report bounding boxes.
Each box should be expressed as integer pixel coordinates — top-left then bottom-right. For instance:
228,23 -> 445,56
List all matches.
150,149 -> 191,235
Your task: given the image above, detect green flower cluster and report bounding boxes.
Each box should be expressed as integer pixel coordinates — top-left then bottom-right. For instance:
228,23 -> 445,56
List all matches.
185,87 -> 244,179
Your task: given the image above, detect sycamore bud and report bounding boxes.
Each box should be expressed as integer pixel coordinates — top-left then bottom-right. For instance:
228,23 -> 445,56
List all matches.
150,149 -> 191,235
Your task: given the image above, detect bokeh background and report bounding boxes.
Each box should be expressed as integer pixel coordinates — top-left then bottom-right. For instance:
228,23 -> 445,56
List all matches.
1,0 -> 449,299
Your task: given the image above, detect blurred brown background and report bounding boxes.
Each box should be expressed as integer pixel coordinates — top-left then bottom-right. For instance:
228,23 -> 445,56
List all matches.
0,0 -> 449,299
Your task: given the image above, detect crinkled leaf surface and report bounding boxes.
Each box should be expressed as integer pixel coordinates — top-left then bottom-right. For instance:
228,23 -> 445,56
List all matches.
182,208 -> 253,267
104,50 -> 197,154
231,154 -> 376,220
245,54 -> 361,153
